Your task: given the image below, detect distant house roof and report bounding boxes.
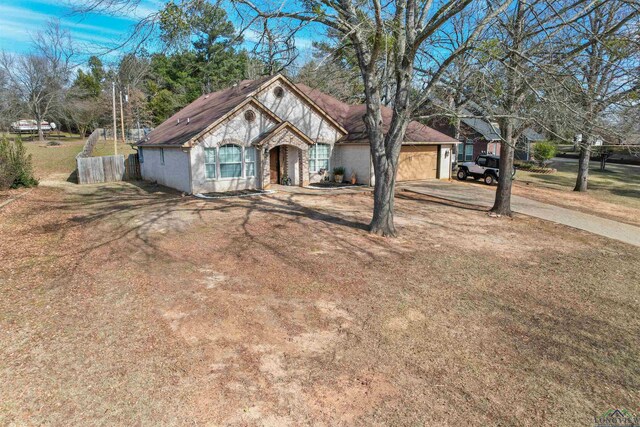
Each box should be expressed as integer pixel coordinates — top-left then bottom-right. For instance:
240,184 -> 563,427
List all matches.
460,115 -> 501,141
522,128 -> 544,141
138,74 -> 457,147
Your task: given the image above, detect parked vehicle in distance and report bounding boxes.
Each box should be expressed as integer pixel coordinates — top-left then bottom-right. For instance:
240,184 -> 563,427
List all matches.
10,119 -> 56,134
456,154 -> 514,185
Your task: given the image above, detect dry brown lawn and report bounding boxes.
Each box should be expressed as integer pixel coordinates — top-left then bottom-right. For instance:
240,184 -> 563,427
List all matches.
512,160 -> 640,227
1,182 -> 639,426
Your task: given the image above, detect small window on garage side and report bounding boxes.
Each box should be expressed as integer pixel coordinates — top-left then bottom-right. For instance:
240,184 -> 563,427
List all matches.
138,147 -> 144,163
204,147 -> 216,179
160,148 -> 165,165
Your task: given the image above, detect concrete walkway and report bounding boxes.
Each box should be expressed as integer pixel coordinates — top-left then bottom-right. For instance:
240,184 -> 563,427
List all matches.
401,181 -> 640,247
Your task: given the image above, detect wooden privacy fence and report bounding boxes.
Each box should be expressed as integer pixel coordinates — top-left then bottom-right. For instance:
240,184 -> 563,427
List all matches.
77,155 -> 125,184
76,127 -> 141,184
125,154 -> 141,180
76,154 -> 141,184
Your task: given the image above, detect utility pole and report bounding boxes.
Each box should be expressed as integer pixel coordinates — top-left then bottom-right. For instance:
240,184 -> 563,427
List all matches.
112,81 -> 117,156
119,89 -> 126,143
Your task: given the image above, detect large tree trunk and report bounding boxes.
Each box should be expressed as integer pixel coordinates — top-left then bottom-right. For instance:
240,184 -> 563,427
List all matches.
36,120 -> 44,142
364,84 -> 403,237
574,140 -> 590,191
369,152 -> 398,236
491,119 -> 516,215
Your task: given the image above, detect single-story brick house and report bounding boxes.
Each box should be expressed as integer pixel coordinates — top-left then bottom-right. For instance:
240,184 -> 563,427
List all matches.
136,74 -> 458,194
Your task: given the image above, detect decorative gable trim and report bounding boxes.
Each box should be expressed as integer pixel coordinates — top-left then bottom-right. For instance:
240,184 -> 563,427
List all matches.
252,121 -> 316,147
188,97 -> 281,147
255,75 -> 349,136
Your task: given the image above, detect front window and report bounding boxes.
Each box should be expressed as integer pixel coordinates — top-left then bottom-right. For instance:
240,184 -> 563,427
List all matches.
309,143 -> 330,172
244,147 -> 256,177
477,156 -> 487,166
219,144 -> 242,178
204,147 -> 216,179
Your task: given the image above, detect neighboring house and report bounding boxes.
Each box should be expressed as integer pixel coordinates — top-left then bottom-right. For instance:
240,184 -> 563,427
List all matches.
457,112 -> 502,161
515,128 -> 545,161
427,105 -> 544,163
425,105 -> 501,162
136,74 -> 457,194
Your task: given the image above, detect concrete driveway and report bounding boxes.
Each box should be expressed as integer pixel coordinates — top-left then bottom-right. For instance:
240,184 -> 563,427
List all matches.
401,180 -> 640,247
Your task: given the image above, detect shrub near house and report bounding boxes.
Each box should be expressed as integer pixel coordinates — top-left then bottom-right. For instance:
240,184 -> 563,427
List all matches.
0,137 -> 38,189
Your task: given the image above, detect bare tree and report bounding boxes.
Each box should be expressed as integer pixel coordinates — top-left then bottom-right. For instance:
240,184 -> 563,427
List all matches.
63,97 -> 103,141
562,0 -> 639,191
443,0 -> 637,214
248,18 -> 301,76
0,21 -> 74,141
0,68 -> 24,132
233,0 -> 513,236
77,0 -> 512,236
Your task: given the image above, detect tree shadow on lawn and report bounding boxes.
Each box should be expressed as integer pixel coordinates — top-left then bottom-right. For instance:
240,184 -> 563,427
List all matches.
397,191 -> 489,212
43,181 -> 402,272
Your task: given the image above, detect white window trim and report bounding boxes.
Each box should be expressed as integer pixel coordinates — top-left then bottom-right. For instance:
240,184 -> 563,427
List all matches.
244,146 -> 256,178
309,143 -> 331,173
218,144 -> 243,180
204,147 -> 217,180
203,144 -> 259,181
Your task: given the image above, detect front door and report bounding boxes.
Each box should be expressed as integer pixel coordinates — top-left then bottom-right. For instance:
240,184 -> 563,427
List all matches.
270,147 -> 280,184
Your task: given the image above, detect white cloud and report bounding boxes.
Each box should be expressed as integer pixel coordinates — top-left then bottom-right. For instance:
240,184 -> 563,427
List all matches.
0,4 -> 130,53
24,0 -> 162,21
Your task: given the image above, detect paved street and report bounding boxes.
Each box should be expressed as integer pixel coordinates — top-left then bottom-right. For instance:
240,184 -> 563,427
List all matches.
401,180 -> 640,247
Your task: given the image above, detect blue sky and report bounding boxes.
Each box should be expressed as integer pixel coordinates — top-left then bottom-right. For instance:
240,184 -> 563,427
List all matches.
0,0 -> 164,58
0,0 -> 318,63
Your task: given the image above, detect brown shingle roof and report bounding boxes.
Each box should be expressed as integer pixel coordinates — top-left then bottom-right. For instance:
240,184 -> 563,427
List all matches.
137,76 -> 272,147
138,75 -> 457,147
295,83 -> 458,144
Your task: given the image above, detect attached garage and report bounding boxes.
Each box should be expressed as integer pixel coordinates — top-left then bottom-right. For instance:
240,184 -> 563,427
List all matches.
396,145 -> 438,181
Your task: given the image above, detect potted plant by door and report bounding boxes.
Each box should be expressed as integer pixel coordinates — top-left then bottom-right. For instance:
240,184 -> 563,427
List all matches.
333,167 -> 345,183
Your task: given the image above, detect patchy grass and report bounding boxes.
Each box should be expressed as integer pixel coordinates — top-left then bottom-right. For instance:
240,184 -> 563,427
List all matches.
514,159 -> 640,226
19,138 -> 137,182
516,159 -> 640,207
24,139 -> 85,180
92,140 -> 137,158
0,182 -> 638,425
